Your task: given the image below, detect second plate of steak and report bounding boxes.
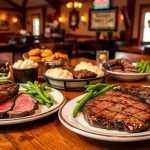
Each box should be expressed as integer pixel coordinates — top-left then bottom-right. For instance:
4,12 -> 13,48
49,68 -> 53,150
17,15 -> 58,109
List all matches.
82,89 -> 150,133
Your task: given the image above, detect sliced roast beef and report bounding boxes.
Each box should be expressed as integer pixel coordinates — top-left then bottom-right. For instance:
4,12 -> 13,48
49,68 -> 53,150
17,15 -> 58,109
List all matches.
8,94 -> 38,118
82,89 -> 150,133
0,82 -> 19,104
0,97 -> 15,118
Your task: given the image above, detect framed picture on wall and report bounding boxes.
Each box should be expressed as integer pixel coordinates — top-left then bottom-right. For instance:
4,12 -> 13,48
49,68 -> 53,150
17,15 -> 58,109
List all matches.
0,13 -> 9,31
88,8 -> 118,31
69,9 -> 79,30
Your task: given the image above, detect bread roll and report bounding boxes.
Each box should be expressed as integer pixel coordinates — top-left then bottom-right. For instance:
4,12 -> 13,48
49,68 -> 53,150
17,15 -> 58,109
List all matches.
41,49 -> 53,58
28,48 -> 41,56
29,56 -> 41,61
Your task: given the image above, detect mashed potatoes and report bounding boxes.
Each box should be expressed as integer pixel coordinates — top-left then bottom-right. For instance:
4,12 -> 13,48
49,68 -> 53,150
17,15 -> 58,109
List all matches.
13,59 -> 38,69
45,68 -> 73,79
74,62 -> 104,77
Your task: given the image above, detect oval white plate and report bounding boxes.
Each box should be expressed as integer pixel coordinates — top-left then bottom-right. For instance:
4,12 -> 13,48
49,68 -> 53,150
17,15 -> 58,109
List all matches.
106,70 -> 150,81
59,94 -> 150,142
0,86 -> 65,125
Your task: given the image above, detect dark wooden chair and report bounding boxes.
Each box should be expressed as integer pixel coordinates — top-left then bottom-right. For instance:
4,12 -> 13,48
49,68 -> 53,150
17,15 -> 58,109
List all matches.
143,46 -> 150,55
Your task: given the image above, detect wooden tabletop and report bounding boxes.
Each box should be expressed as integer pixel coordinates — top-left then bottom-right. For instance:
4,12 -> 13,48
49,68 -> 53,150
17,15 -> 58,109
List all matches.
1,58 -> 150,150
118,45 -> 145,54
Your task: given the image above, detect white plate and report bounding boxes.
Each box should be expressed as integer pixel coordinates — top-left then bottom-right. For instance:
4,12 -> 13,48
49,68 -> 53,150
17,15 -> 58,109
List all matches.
0,86 -> 65,125
58,94 -> 150,142
106,70 -> 150,81
0,71 -> 11,80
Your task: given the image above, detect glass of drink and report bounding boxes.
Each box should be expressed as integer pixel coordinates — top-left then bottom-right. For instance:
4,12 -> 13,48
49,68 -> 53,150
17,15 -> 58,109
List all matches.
96,50 -> 109,68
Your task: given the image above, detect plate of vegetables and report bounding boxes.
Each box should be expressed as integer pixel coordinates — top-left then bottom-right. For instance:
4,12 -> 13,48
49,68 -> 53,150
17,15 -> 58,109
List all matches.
103,59 -> 150,81
0,81 -> 65,125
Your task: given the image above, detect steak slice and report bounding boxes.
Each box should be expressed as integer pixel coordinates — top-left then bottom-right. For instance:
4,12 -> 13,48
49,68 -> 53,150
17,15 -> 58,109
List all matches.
82,89 -> 150,133
119,85 -> 150,104
0,82 -> 19,104
0,97 -> 15,118
8,94 -> 38,118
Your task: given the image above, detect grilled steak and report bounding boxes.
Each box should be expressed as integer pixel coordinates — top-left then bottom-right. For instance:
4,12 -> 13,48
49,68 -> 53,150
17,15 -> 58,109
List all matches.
8,94 -> 38,118
73,70 -> 97,79
0,97 -> 15,118
119,85 -> 150,104
82,89 -> 150,133
0,82 -> 19,104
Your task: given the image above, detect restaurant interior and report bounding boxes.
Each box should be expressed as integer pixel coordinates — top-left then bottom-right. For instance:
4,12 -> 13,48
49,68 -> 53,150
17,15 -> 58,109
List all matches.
0,0 -> 150,149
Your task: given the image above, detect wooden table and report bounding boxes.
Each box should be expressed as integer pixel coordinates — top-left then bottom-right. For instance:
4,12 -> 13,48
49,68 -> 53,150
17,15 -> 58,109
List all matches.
1,58 -> 150,150
118,45 -> 145,54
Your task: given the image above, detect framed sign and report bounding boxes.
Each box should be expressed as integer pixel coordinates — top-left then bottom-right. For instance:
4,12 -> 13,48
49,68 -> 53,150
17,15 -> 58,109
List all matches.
69,9 -> 79,30
88,8 -> 118,31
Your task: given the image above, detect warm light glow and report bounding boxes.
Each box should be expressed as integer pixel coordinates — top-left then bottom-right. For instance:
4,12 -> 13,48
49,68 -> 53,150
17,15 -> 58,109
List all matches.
66,1 -> 82,9
59,17 -> 63,23
121,14 -> 124,20
12,17 -> 18,23
78,2 -> 82,8
66,2 -> 73,8
81,16 -> 85,22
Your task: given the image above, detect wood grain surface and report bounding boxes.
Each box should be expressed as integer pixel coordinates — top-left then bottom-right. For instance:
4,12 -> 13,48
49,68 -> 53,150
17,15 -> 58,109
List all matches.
1,57 -> 150,150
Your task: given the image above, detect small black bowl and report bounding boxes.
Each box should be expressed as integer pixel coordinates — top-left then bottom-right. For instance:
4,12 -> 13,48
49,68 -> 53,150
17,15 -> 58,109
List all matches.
12,67 -> 38,83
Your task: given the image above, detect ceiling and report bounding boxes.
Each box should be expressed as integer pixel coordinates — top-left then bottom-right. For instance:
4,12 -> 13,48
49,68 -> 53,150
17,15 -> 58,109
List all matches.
0,0 -> 67,9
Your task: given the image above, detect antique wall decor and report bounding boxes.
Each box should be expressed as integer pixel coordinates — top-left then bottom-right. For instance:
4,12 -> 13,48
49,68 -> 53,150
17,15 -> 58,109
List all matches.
0,13 -> 9,31
88,8 -> 118,31
69,9 -> 79,30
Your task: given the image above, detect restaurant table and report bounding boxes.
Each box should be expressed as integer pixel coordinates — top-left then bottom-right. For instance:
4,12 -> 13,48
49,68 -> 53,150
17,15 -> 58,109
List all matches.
1,57 -> 150,150
118,45 -> 145,54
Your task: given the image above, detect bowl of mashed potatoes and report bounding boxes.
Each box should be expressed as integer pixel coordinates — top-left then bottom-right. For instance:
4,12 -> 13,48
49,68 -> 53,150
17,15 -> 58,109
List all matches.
44,62 -> 105,91
12,59 -> 39,83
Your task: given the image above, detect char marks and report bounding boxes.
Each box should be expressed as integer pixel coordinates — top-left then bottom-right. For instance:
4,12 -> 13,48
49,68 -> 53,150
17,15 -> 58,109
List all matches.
82,87 -> 150,133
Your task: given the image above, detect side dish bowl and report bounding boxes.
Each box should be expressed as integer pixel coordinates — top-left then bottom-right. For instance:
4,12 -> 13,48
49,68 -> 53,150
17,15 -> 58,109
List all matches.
106,70 -> 150,81
44,74 -> 106,91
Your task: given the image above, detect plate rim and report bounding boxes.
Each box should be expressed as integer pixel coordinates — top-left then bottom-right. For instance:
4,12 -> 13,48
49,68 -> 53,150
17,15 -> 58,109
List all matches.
0,87 -> 66,125
58,93 -> 150,142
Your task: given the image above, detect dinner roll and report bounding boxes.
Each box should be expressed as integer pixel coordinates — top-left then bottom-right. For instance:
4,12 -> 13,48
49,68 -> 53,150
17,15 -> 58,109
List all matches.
41,49 -> 53,58
28,48 -> 41,56
29,56 -> 41,61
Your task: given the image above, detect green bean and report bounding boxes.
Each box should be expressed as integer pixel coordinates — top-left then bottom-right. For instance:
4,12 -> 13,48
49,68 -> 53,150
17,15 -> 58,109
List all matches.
45,102 -> 52,108
73,90 -> 94,117
92,84 -> 117,98
0,80 -> 12,83
34,81 -> 52,104
33,95 -> 45,104
86,83 -> 109,91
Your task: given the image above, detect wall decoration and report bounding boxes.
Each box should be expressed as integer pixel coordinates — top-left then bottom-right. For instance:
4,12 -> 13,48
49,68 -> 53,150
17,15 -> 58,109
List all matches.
93,0 -> 111,10
69,9 -> 79,30
0,13 -> 9,31
88,8 -> 118,31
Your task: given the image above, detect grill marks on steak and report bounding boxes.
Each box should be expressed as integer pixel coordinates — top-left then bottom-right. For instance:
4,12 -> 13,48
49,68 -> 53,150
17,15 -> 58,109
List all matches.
119,85 -> 150,104
8,94 -> 38,118
0,82 -> 19,104
82,89 -> 150,133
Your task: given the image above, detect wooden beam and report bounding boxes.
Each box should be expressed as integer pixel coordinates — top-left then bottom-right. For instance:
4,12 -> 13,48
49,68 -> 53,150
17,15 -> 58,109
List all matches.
22,0 -> 28,8
6,0 -> 21,10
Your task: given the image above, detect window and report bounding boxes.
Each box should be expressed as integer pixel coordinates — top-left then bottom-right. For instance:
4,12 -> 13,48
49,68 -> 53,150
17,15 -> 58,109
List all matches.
32,16 -> 40,36
142,12 -> 150,42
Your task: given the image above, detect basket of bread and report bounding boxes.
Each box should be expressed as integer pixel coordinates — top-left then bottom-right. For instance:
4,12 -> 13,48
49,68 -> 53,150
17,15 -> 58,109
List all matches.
23,48 -> 69,78
23,48 -> 68,62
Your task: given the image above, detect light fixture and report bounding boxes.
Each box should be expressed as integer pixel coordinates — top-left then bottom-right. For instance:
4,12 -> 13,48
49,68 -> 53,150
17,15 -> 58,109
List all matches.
66,1 -> 83,9
58,17 -> 63,23
12,17 -> 18,23
81,16 -> 86,22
